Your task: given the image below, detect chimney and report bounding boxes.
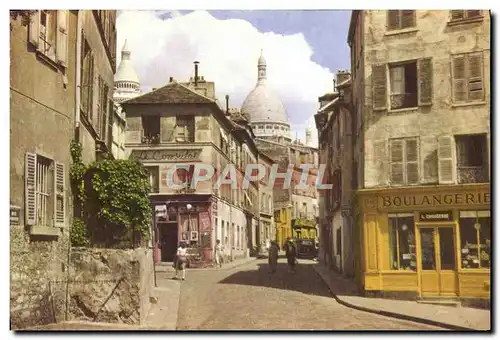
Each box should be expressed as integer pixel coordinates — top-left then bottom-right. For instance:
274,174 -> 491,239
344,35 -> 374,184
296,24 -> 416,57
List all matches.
169,77 -> 173,83
225,95 -> 229,114
194,61 -> 199,86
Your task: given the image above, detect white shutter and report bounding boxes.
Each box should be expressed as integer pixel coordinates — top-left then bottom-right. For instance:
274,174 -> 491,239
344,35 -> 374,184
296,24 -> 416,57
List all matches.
54,162 -> 65,227
25,152 -> 37,225
438,136 -> 454,184
28,11 -> 41,48
56,10 -> 68,67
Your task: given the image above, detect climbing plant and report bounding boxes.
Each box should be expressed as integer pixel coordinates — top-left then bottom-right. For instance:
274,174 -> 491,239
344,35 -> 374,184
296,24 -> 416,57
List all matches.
69,140 -> 152,248
70,218 -> 89,247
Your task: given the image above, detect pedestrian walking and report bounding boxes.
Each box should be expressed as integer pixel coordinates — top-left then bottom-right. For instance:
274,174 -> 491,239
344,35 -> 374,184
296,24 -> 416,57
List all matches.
214,239 -> 223,269
268,240 -> 279,273
174,242 -> 188,280
284,238 -> 297,272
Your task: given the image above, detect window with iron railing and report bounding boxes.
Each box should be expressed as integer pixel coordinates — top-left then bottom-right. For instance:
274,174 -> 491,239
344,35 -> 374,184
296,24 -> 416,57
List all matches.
142,115 -> 160,144
455,134 -> 488,184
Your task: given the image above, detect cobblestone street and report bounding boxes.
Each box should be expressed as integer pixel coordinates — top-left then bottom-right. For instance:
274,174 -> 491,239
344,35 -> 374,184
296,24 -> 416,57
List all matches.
172,259 -> 445,331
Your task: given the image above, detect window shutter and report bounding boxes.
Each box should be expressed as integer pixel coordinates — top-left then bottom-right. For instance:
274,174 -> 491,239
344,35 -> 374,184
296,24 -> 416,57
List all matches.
25,152 -> 37,225
372,64 -> 387,110
418,58 -> 433,106
456,137 -> 467,167
438,136 -> 454,184
405,139 -> 419,184
452,55 -> 467,103
56,10 -> 68,67
28,11 -> 40,47
467,52 -> 484,101
451,10 -> 465,21
388,10 -> 400,30
89,52 -> 95,121
390,140 -> 404,185
54,162 -> 65,227
401,10 -> 415,28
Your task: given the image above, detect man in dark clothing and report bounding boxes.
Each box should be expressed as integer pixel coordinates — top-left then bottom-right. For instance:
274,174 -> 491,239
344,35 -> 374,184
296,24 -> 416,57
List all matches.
284,238 -> 297,272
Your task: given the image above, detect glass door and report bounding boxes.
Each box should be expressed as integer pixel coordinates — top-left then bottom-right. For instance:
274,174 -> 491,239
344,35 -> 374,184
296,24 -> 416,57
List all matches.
419,226 -> 458,296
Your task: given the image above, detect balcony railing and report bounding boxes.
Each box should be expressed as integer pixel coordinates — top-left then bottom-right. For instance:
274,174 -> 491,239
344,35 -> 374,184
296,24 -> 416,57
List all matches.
457,166 -> 488,184
142,133 -> 160,144
390,93 -> 418,110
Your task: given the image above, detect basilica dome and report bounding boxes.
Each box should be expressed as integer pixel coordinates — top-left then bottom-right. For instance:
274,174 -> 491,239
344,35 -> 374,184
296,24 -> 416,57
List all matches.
241,51 -> 291,142
114,40 -> 141,103
241,85 -> 289,124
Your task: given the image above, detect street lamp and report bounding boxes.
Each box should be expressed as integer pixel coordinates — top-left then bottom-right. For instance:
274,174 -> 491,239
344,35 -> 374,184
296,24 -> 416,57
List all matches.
187,204 -> 193,246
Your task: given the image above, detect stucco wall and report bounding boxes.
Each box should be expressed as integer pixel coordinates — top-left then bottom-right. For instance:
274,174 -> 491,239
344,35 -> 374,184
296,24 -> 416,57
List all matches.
360,10 -> 491,188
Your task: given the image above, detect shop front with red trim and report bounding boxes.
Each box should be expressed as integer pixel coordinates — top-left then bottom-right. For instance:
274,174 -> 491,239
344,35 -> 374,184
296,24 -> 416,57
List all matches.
151,194 -> 214,267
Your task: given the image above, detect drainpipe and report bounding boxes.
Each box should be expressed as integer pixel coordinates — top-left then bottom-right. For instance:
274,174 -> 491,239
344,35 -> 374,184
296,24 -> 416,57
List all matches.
65,10 -> 83,322
74,10 -> 83,134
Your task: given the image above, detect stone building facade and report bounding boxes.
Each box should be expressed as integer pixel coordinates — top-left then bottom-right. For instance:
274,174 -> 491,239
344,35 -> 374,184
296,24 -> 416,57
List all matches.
10,10 -> 118,328
77,10 -> 117,163
349,10 -> 490,302
289,143 -> 319,244
121,66 -> 262,266
258,152 -> 275,250
315,71 -> 355,276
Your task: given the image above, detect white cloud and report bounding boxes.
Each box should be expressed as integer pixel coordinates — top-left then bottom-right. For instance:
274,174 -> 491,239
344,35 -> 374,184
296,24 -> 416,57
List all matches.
116,10 -> 332,146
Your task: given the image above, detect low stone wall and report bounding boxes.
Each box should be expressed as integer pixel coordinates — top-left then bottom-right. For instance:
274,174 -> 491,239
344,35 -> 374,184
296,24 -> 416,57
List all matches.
10,242 -> 154,329
67,248 -> 154,325
10,226 -> 69,329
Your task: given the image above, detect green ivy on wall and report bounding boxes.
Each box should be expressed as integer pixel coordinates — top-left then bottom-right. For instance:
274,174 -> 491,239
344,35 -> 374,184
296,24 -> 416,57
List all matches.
69,140 -> 152,248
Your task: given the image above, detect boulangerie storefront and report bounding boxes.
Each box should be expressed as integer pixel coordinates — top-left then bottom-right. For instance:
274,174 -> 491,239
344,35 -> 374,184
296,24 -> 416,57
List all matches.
354,183 -> 490,305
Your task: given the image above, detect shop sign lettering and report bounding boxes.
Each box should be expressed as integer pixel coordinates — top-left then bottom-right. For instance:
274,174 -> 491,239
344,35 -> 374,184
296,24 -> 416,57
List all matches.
419,211 -> 453,222
131,149 -> 202,162
380,192 -> 490,209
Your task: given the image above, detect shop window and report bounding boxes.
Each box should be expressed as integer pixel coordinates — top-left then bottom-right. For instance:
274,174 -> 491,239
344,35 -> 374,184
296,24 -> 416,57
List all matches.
389,62 -> 418,110
455,134 -> 488,184
388,214 -> 416,271
459,211 -> 490,269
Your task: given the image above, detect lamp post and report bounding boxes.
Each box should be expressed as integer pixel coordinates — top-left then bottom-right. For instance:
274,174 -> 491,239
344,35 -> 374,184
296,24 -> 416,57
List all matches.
186,204 -> 193,246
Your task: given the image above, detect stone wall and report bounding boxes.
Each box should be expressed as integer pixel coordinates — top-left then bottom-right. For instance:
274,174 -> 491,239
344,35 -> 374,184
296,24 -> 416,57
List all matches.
10,226 -> 70,330
10,245 -> 155,329
67,248 -> 154,325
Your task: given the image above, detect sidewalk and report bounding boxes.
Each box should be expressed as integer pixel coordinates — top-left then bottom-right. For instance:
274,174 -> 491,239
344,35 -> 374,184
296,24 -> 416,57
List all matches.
155,256 -> 257,273
313,264 -> 490,331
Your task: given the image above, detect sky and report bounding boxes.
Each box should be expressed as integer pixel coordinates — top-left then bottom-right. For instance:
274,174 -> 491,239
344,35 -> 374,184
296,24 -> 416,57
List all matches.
116,10 -> 352,146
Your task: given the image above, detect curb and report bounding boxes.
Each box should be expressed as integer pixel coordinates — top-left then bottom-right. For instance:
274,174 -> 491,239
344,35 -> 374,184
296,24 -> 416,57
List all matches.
156,257 -> 258,272
312,266 -> 477,331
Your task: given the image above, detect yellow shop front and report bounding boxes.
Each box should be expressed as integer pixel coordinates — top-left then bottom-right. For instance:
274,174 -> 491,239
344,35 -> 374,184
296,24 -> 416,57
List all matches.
355,184 -> 490,303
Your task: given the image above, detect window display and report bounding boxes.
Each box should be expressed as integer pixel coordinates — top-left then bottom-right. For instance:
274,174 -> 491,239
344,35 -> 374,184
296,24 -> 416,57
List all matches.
389,214 -> 417,271
459,211 -> 490,269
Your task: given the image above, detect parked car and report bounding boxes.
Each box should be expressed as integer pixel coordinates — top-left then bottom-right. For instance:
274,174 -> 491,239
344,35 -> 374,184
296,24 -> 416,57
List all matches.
296,238 -> 317,259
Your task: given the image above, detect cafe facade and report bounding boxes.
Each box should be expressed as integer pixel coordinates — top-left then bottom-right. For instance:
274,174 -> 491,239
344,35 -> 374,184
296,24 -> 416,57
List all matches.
354,183 -> 490,305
